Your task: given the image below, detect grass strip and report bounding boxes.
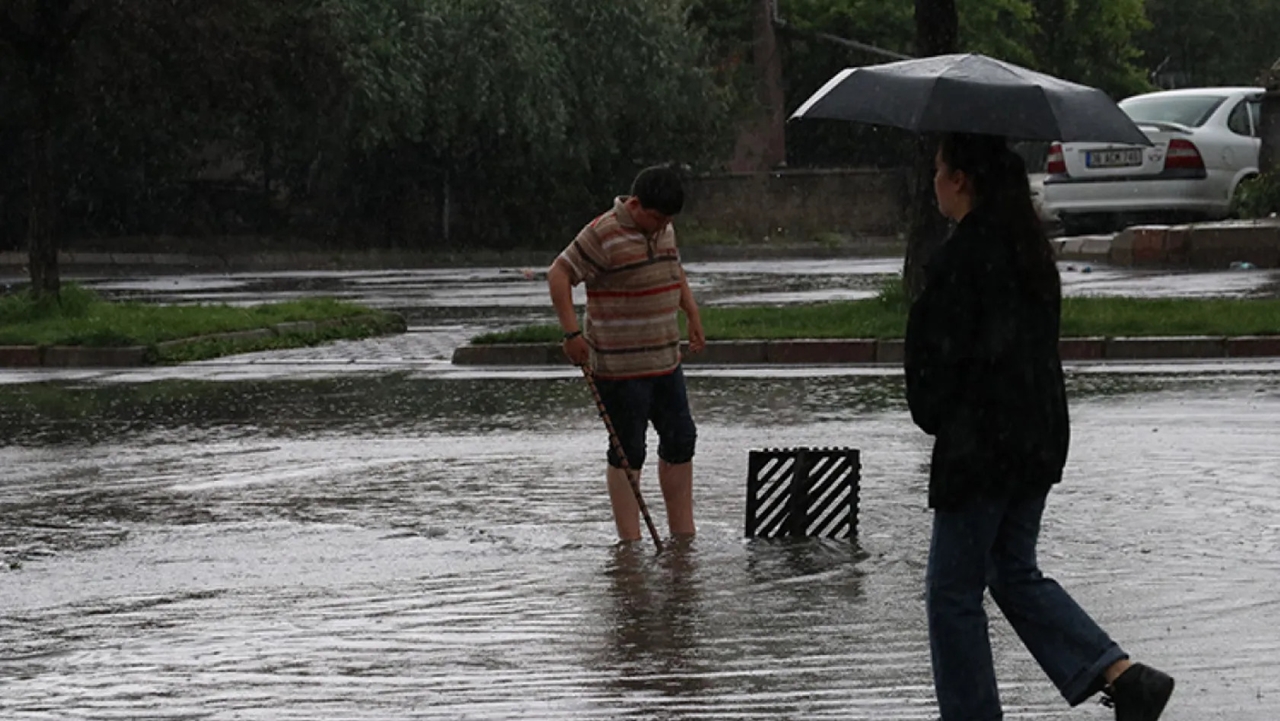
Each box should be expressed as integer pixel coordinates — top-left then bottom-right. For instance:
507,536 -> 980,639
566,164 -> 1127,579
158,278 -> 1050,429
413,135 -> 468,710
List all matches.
0,284 -> 404,362
473,296 -> 1280,344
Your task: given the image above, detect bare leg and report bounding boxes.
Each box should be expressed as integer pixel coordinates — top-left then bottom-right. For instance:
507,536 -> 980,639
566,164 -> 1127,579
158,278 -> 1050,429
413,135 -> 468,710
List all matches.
607,465 -> 641,542
658,460 -> 695,537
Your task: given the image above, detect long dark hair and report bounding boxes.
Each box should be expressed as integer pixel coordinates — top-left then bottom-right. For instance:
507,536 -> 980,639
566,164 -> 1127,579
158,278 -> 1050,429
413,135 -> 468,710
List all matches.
938,133 -> 1060,303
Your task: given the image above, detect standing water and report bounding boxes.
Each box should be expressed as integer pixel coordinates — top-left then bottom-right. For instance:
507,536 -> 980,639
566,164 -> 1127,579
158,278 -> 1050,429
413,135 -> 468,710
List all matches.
2,364 -> 1279,720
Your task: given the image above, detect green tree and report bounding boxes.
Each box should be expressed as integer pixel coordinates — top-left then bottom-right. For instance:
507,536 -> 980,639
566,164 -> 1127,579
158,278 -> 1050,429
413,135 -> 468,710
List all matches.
0,0 -> 90,299
767,0 -> 915,169
65,1 -> 352,233
1,0 -> 358,288
1140,0 -> 1280,88
0,0 -> 733,262
959,0 -> 1035,67
310,0 -> 577,246
1031,0 -> 1149,98
404,0 -> 730,248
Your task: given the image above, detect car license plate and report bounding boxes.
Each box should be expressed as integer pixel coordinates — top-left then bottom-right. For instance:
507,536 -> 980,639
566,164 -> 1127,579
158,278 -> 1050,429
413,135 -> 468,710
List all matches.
1085,149 -> 1142,169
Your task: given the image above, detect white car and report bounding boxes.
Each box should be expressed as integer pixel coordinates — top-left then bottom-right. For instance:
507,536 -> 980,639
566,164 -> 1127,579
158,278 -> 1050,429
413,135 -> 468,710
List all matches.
1041,87 -> 1264,234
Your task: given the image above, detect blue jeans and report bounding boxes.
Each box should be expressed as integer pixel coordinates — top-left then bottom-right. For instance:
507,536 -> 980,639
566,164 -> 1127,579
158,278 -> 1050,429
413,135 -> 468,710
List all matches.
926,492 -> 1127,720
594,366 -> 696,470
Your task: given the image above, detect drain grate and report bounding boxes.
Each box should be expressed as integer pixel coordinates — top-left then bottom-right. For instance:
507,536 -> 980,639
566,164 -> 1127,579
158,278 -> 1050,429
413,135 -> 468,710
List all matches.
745,447 -> 860,539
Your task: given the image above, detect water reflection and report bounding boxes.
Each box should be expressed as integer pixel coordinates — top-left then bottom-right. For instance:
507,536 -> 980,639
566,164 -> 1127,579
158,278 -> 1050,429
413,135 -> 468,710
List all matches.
745,537 -> 868,589
600,541 -> 710,704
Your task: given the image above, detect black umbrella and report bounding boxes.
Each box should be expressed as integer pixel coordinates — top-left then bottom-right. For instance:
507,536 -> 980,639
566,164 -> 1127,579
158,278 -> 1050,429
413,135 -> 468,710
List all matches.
790,53 -> 1151,146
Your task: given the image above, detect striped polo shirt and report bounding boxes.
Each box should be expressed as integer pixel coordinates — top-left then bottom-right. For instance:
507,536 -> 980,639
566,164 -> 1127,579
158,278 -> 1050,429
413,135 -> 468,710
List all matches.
555,196 -> 684,380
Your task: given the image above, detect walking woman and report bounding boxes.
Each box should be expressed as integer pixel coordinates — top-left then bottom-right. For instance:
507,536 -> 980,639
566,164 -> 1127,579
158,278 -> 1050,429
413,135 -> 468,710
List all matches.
904,132 -> 1175,721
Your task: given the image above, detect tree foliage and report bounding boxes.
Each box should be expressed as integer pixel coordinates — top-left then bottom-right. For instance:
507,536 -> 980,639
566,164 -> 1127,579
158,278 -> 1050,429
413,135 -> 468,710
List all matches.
686,0 -> 1152,170
1139,0 -> 1280,88
1031,0 -> 1149,97
0,0 -> 731,261
2,0 -> 1270,275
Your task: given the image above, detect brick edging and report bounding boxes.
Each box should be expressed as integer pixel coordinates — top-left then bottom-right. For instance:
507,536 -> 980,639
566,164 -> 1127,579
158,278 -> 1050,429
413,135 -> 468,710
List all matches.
0,313 -> 406,368
450,336 -> 1280,366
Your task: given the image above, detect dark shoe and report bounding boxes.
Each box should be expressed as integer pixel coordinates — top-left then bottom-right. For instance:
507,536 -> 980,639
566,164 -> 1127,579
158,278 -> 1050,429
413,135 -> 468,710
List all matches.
1101,663 -> 1175,721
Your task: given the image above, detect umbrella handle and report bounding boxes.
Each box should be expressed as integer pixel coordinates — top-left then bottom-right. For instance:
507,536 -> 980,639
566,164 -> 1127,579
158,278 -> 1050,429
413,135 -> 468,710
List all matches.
579,365 -> 663,554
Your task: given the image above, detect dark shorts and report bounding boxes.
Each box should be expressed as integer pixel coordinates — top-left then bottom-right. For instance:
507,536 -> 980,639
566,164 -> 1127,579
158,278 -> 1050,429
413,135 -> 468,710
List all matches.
594,366 -> 697,469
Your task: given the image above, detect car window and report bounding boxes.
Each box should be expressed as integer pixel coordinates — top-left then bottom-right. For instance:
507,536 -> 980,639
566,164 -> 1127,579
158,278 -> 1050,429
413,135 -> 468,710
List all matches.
1248,100 -> 1262,137
1227,101 -> 1253,136
1120,95 -> 1227,128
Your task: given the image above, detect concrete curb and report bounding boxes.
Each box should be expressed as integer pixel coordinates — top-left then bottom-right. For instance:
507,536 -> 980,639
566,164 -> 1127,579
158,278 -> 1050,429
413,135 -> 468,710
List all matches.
0,346 -> 153,368
0,313 -> 405,368
451,336 -> 1280,367
1104,336 -> 1226,360
1052,235 -> 1114,264
1054,219 -> 1280,269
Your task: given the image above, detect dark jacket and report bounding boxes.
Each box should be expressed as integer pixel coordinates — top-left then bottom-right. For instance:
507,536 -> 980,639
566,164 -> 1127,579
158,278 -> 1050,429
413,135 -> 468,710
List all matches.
904,206 -> 1069,510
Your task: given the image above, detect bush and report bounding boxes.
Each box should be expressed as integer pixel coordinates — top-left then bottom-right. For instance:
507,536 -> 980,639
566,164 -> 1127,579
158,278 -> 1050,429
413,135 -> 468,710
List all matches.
1232,173 -> 1280,219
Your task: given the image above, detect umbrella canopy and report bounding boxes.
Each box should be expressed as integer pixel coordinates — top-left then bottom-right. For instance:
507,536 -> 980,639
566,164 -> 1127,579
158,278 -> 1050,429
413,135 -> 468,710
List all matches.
790,53 -> 1151,146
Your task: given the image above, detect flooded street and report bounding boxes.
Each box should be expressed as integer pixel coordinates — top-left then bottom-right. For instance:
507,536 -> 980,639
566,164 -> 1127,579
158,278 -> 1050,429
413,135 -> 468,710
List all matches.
3,259 -> 1280,719
3,368 -> 1279,719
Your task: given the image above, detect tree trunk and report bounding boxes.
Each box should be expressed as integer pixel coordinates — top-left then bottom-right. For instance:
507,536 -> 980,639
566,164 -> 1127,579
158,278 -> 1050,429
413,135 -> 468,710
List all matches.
904,0 -> 958,300
1031,0 -> 1071,81
8,0 -> 86,300
27,83 -> 60,299
728,0 -> 786,172
1260,57 -> 1280,175
752,0 -> 786,168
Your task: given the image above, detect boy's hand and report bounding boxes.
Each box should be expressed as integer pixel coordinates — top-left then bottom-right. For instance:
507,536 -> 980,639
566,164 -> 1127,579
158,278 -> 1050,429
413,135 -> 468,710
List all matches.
563,334 -> 590,365
687,316 -> 706,354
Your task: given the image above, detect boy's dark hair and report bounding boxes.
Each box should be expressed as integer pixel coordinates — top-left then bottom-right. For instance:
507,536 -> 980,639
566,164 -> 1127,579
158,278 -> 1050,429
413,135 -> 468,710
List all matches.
630,165 -> 685,216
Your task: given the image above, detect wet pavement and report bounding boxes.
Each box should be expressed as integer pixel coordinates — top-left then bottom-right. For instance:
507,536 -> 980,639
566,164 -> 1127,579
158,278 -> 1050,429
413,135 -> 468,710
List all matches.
14,257 -> 1278,313
2,259 -> 1279,719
